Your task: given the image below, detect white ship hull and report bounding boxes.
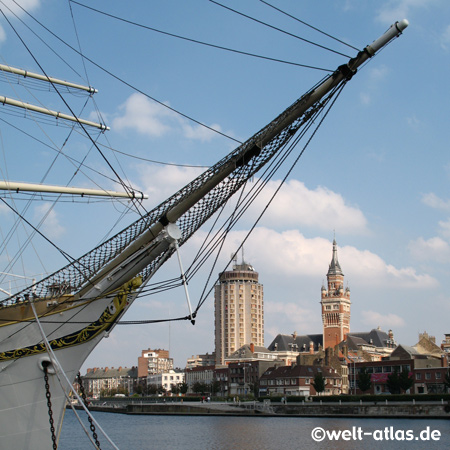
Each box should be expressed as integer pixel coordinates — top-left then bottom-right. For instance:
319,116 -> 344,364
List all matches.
0,337 -> 102,450
0,285 -> 137,449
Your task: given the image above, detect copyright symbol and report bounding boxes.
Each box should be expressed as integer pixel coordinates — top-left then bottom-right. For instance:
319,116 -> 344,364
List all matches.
311,427 -> 325,442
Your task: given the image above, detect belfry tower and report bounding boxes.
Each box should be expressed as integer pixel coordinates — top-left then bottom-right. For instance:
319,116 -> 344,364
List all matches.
321,239 -> 351,350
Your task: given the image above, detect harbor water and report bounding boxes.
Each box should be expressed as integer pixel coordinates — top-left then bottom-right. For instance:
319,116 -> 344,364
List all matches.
58,409 -> 450,450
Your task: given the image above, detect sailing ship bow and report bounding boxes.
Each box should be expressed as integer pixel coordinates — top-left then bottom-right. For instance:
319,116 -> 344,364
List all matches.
4,20 -> 408,319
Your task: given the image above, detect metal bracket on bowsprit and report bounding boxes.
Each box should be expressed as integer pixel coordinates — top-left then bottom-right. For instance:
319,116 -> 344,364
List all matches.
164,223 -> 195,325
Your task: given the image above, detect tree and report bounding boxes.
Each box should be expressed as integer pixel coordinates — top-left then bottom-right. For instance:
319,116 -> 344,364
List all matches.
357,368 -> 372,393
210,380 -> 221,396
192,381 -> 209,395
171,383 -> 181,395
179,381 -> 189,395
312,372 -> 326,395
399,369 -> 414,393
386,370 -> 401,394
157,386 -> 167,396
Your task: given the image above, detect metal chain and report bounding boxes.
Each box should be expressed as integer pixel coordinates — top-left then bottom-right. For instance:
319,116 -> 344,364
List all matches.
77,372 -> 102,449
43,363 -> 58,450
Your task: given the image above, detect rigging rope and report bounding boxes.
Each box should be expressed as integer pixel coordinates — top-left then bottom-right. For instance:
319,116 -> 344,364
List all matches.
69,0 -> 332,72
257,0 -> 360,51
208,0 -> 353,58
0,5 -> 146,218
10,0 -> 242,145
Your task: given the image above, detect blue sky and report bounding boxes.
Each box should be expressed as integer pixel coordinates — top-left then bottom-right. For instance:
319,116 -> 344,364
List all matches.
0,0 -> 449,371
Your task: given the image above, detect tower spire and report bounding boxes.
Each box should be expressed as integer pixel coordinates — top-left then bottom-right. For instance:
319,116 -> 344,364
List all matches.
328,238 -> 343,276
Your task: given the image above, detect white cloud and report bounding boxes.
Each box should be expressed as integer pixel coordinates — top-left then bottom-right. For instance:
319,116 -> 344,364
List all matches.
135,166 -> 368,234
113,93 -> 175,137
181,122 -> 224,142
265,302 -> 319,338
248,179 -> 368,233
361,310 -> 406,328
359,92 -> 371,106
1,0 -> 41,16
438,219 -> 450,239
112,93 -> 224,141
0,25 -> 6,44
0,1 -> 41,45
408,236 -> 450,263
406,115 -> 421,129
198,228 -> 437,289
368,65 -> 389,83
33,203 -> 65,239
441,24 -> 450,51
421,192 -> 450,211
138,164 -> 203,206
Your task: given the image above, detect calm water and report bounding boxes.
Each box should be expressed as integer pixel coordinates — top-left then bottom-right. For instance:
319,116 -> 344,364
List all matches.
59,408 -> 450,450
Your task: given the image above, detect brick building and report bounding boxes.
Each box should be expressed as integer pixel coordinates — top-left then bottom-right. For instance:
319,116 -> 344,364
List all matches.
259,364 -> 342,397
138,348 -> 173,378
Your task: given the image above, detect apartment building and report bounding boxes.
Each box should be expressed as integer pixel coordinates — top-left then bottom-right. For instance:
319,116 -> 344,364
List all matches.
214,258 -> 264,365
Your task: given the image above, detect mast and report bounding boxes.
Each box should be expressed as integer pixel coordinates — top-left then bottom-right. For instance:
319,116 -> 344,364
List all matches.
6,20 -> 408,303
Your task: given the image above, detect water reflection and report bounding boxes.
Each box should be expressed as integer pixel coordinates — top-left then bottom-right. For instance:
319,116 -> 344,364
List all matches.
59,409 -> 450,450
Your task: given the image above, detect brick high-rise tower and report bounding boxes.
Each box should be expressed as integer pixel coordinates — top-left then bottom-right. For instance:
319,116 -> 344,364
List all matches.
321,239 -> 351,349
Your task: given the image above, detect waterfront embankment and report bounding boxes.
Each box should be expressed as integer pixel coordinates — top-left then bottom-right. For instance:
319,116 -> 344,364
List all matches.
78,400 -> 450,419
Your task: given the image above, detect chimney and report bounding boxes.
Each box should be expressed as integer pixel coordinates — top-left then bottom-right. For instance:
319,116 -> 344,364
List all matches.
250,343 -> 255,353
309,341 -> 314,354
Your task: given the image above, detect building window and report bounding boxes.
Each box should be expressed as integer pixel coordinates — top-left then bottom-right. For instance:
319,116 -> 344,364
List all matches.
305,378 -> 310,385
415,373 -> 421,380
425,373 -> 431,380
436,372 -> 441,379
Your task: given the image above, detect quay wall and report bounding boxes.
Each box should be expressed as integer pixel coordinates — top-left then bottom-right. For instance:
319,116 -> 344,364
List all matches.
80,401 -> 450,419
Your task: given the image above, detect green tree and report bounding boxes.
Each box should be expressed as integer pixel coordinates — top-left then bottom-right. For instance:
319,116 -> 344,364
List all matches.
171,383 -> 181,395
157,386 -> 167,396
179,381 -> 189,395
357,368 -> 372,393
399,369 -> 414,393
192,381 -> 209,395
312,372 -> 326,395
386,370 -> 401,394
210,380 -> 221,396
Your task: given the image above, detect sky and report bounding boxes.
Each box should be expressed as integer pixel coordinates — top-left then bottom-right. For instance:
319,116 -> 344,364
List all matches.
0,0 -> 449,372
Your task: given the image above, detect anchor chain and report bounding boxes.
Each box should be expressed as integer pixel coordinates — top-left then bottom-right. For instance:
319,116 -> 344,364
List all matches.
43,362 -> 58,450
77,372 -> 102,449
